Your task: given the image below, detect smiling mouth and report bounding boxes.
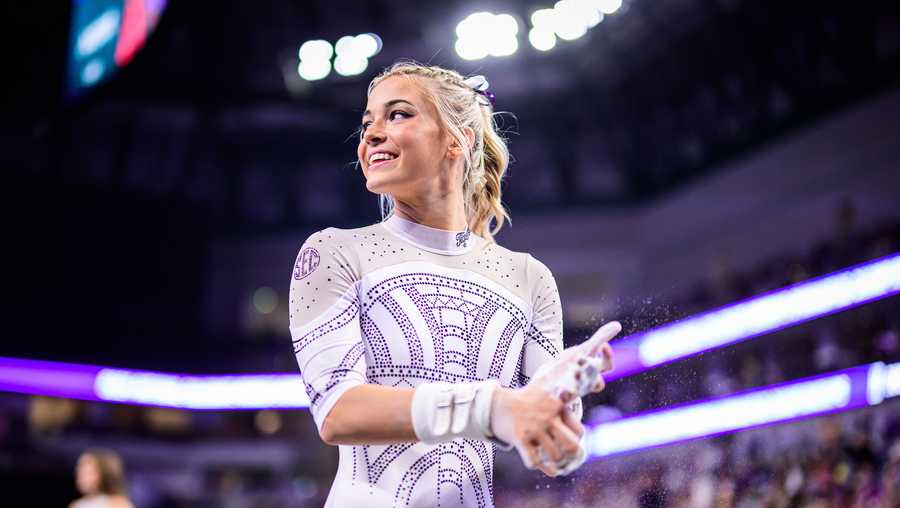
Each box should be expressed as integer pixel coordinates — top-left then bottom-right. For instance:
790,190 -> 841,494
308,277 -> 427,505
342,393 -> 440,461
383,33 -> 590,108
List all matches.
369,157 -> 397,170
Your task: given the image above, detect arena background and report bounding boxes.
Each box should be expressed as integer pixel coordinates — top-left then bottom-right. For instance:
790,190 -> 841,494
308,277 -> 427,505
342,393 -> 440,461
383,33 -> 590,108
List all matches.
2,1 -> 900,506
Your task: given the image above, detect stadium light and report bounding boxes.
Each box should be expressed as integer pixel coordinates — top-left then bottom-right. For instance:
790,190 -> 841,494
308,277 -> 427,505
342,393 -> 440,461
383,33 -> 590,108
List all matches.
298,34 -> 382,81
334,54 -> 367,77
528,0 -> 621,51
333,33 -> 382,76
354,33 -> 383,58
528,27 -> 557,51
298,39 -> 333,63
455,12 -> 519,60
550,0 -> 596,40
297,59 -> 331,81
297,39 -> 333,81
596,0 -> 623,15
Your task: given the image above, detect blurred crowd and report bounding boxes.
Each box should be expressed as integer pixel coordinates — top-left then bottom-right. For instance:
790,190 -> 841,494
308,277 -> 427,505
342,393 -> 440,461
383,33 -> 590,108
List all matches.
492,215 -> 900,508
601,213 -> 900,417
495,399 -> 900,508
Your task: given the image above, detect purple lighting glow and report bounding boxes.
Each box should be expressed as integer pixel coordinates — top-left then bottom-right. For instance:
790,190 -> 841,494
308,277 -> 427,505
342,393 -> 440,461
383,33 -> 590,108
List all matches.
587,362 -> 897,458
0,358 -> 310,410
0,357 -> 102,401
1,357 -> 899,461
607,253 -> 900,380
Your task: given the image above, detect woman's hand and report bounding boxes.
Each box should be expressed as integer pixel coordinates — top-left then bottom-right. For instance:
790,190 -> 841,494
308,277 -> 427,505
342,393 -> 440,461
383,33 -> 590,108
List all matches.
491,321 -> 620,476
490,383 -> 583,476
543,321 -> 618,399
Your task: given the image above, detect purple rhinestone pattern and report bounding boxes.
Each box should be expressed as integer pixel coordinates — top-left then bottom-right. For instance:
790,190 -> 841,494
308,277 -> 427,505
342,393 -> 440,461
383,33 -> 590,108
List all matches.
524,323 -> 560,358
291,299 -> 360,356
289,224 -> 565,508
327,341 -> 366,390
349,271 -> 529,507
378,292 -> 425,366
393,442 -> 489,508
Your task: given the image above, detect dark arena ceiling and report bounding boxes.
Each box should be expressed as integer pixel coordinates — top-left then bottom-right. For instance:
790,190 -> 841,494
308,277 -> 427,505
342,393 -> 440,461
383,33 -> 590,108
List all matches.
4,0 -> 900,234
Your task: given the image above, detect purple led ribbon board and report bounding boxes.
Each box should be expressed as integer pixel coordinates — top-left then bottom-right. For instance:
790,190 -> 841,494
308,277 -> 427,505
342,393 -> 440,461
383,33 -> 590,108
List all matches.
607,252 -> 900,380
93,369 -> 309,409
0,358 -> 310,410
0,358 -> 102,401
587,361 -> 900,458
4,357 -> 898,462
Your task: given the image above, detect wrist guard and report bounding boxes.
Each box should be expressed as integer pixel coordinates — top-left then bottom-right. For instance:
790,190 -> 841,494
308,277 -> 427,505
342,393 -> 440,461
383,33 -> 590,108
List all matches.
410,379 -> 513,451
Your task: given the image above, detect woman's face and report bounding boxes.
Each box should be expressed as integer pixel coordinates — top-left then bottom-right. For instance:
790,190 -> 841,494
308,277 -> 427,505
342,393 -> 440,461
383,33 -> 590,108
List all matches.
358,76 -> 458,201
75,453 -> 101,495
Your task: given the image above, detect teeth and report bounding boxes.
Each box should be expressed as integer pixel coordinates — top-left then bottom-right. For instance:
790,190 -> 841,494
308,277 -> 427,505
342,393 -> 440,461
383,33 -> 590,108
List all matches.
369,153 -> 397,164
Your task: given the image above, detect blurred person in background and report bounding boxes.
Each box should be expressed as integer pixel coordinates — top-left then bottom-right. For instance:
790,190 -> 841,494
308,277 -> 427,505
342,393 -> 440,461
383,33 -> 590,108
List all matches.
288,61 -> 617,507
70,449 -> 134,508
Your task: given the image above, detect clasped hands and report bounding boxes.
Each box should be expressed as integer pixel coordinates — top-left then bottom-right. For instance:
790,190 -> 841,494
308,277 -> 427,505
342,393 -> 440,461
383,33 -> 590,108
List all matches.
490,321 -> 620,476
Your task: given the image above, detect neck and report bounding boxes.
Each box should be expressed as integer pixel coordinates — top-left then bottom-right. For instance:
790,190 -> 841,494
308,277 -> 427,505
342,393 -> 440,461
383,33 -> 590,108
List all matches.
391,197 -> 468,231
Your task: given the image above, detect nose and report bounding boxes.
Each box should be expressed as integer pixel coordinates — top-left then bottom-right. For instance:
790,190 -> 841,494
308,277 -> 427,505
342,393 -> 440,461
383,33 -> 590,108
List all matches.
363,122 -> 385,145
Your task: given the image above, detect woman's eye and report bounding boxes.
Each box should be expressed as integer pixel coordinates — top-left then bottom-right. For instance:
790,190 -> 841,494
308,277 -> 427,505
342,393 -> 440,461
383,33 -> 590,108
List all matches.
360,112 -> 408,134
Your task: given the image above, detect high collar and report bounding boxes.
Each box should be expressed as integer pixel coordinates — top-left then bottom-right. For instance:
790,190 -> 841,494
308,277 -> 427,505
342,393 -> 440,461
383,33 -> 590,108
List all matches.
382,214 -> 478,255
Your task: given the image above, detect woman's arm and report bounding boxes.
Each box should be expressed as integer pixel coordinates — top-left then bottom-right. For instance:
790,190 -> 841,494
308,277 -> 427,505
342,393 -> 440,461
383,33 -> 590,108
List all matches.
320,382 -> 577,447
289,229 -> 372,439
322,380 -> 579,455
320,384 -> 416,445
322,351 -> 615,480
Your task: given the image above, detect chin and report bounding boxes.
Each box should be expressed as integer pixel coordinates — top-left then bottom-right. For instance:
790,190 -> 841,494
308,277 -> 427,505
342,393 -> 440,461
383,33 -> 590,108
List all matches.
365,178 -> 390,196
365,173 -> 400,195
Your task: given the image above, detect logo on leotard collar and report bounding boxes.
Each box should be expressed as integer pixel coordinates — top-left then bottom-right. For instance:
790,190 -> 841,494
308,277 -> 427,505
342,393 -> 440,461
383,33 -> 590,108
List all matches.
455,230 -> 470,248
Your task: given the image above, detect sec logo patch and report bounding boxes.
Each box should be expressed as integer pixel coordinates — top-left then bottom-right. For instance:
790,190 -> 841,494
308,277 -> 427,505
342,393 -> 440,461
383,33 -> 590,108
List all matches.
293,247 -> 321,280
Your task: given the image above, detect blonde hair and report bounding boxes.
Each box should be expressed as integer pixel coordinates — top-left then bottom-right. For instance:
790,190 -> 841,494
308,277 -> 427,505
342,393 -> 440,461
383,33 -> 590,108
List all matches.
366,61 -> 511,243
80,449 -> 128,495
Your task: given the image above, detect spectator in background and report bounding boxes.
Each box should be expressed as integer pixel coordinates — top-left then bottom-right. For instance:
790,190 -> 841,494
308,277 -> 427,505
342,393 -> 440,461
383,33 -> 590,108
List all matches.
70,449 -> 134,508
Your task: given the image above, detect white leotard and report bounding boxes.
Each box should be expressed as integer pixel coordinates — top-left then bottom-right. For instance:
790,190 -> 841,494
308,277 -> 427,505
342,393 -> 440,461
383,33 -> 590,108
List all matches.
72,495 -> 111,508
288,214 -> 575,508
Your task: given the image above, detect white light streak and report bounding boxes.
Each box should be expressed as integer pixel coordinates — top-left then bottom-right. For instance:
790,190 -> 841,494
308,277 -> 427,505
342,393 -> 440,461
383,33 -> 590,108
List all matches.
638,255 -> 900,367
94,370 -> 310,409
589,374 -> 852,457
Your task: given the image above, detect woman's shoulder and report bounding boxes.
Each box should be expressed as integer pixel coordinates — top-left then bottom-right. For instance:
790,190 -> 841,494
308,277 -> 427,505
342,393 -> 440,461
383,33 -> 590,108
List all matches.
109,496 -> 135,508
70,496 -> 133,508
299,222 -> 384,250
483,242 -> 553,278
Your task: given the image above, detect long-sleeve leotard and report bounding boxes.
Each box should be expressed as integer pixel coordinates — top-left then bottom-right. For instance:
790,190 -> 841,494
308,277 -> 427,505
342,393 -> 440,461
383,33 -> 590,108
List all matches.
288,214 -> 578,508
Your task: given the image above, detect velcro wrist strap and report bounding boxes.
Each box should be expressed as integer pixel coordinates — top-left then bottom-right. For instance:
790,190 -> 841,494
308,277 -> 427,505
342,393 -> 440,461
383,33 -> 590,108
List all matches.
411,380 -> 502,446
432,385 -> 454,436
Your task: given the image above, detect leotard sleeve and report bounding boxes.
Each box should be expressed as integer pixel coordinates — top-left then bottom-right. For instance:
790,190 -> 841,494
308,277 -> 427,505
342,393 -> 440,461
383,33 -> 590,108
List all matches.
288,228 -> 368,434
520,254 -> 583,420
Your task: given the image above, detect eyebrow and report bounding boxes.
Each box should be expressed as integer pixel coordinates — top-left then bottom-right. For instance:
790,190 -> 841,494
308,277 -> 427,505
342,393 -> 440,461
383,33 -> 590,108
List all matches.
362,99 -> 416,119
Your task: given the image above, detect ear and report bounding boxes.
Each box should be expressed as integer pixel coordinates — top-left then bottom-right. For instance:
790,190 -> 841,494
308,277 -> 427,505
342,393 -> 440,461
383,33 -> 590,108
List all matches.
448,127 -> 477,159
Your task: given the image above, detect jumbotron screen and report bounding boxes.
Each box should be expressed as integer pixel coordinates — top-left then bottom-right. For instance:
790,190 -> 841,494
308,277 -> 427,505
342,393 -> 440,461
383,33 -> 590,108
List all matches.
66,0 -> 167,97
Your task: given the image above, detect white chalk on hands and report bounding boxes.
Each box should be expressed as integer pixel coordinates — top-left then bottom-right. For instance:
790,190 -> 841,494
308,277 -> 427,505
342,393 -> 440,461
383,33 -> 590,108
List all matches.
535,320 -> 621,475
